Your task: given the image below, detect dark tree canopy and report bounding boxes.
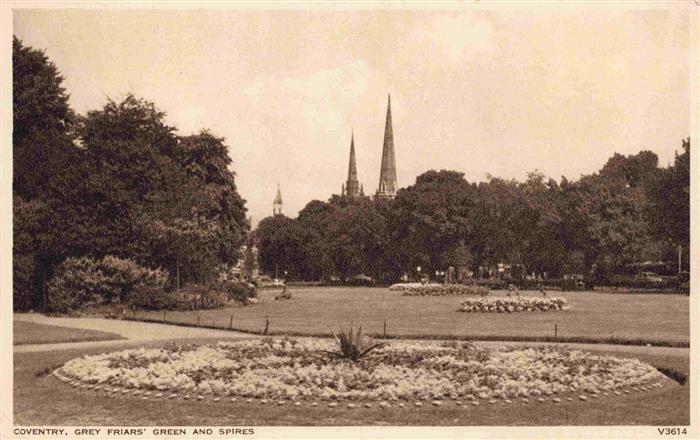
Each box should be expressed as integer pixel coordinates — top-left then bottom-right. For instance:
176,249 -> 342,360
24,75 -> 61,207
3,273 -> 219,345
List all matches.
13,37 -> 76,200
255,144 -> 690,284
13,39 -> 248,311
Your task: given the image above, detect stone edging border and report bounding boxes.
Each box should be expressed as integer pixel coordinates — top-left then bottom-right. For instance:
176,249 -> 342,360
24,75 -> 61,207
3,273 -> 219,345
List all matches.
52,368 -> 670,408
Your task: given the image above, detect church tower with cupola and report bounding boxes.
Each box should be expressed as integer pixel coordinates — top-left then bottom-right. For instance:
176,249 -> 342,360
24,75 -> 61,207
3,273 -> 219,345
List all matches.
375,94 -> 397,200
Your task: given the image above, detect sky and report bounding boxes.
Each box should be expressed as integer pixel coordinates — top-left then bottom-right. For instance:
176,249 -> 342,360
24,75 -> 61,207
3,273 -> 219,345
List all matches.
13,7 -> 693,225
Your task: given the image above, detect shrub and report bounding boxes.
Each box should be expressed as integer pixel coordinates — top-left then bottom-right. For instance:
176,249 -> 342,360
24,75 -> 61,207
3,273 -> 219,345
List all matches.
605,275 -> 678,290
99,256 -> 168,303
47,255 -> 169,313
126,285 -> 177,311
47,257 -> 113,313
214,279 -> 256,303
173,284 -> 229,310
559,278 -> 580,291
473,279 -> 509,290
517,279 -> 563,291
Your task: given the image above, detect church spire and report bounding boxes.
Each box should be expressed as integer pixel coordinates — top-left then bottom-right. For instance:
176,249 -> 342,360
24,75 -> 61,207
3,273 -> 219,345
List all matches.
375,94 -> 397,200
344,131 -> 361,199
348,131 -> 358,181
273,184 -> 283,216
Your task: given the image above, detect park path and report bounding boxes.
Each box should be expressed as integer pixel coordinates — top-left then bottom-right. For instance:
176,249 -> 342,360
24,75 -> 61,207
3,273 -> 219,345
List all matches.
13,313 -> 255,353
14,313 -> 688,358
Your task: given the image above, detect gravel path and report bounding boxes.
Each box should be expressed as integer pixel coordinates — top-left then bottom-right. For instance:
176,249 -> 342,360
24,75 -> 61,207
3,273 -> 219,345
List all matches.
13,313 -> 688,358
13,313 -> 255,353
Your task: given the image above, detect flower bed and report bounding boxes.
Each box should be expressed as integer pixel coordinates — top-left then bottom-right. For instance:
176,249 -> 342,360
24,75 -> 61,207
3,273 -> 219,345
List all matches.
458,297 -> 569,313
57,339 -> 663,402
390,283 -> 489,296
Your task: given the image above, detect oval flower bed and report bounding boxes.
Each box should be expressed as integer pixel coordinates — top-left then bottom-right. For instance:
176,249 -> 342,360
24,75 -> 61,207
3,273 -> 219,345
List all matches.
458,296 -> 569,313
391,283 -> 489,296
56,339 -> 663,403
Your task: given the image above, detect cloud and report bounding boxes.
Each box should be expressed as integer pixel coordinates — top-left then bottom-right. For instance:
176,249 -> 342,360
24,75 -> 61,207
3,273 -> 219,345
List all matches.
244,59 -> 371,132
171,105 -> 206,135
415,13 -> 494,62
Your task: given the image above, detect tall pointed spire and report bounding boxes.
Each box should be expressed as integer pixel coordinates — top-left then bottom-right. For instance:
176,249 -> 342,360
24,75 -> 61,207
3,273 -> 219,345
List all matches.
376,94 -> 397,200
273,184 -> 283,216
344,131 -> 361,199
348,131 -> 357,181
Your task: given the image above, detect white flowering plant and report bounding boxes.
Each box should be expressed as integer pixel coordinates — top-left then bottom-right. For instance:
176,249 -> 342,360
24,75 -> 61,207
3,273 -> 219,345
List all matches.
58,338 -> 663,402
390,283 -> 490,296
458,296 -> 569,313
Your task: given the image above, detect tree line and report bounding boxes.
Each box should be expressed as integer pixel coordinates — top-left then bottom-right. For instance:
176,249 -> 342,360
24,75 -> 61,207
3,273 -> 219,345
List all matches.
12,36 -> 690,312
255,144 -> 690,285
13,37 -> 249,311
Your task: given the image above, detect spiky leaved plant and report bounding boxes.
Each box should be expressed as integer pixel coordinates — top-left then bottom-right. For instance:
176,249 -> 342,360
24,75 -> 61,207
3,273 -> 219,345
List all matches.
324,325 -> 387,362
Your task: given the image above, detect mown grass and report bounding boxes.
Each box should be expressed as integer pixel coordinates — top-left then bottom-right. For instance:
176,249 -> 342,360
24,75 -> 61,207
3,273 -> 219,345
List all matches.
13,338 -> 689,426
132,287 -> 689,346
13,321 -> 125,345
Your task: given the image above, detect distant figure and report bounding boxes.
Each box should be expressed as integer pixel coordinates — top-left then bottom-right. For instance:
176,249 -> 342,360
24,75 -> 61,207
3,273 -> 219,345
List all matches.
508,284 -> 518,297
275,284 -> 292,300
538,283 -> 546,297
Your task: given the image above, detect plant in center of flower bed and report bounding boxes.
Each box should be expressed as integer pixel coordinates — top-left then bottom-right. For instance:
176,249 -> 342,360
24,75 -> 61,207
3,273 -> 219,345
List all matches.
458,296 -> 569,313
58,338 -> 664,402
323,325 -> 387,361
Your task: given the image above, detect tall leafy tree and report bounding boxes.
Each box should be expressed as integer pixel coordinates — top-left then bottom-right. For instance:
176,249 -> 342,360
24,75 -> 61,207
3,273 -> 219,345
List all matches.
327,199 -> 388,281
648,138 -> 690,269
255,215 -> 307,279
177,132 -> 248,265
13,37 -> 75,200
13,37 -> 83,309
390,170 -> 477,276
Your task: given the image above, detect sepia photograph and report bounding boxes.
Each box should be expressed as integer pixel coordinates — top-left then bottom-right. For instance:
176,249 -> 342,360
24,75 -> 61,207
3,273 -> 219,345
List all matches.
1,2 -> 697,438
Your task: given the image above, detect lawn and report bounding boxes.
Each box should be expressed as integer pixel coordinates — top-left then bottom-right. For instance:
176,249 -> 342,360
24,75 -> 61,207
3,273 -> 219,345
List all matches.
132,287 -> 689,345
14,338 -> 689,426
13,321 -> 125,345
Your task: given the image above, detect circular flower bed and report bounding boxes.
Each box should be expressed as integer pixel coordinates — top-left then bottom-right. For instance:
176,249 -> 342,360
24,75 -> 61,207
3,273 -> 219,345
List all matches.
458,296 -> 569,313
56,339 -> 664,402
391,283 -> 489,296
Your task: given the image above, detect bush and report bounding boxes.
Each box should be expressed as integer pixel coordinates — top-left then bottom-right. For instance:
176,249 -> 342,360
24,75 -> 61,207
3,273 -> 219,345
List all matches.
47,257 -> 113,313
47,255 -> 169,313
214,279 -> 256,302
127,283 -> 232,311
174,284 -> 230,310
126,285 -> 177,311
99,255 -> 168,303
517,279 -> 563,290
473,279 -> 509,290
605,275 -> 679,290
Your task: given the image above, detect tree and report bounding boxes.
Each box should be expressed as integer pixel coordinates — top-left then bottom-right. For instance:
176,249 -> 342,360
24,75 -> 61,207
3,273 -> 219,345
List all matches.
255,215 -> 307,279
647,138 -> 690,270
177,132 -> 248,266
13,41 -> 250,311
327,199 -> 388,281
13,37 -> 75,200
296,200 -> 338,280
575,170 -> 651,274
75,97 -> 249,284
13,37 -> 83,309
390,170 -> 477,277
